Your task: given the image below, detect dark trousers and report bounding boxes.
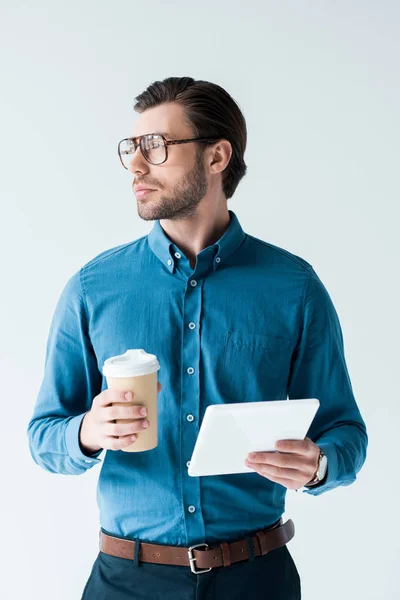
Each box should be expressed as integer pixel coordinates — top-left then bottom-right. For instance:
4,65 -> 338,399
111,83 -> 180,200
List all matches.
81,538 -> 301,599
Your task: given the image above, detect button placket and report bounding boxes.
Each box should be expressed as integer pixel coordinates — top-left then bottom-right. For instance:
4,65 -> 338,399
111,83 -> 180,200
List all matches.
181,275 -> 204,539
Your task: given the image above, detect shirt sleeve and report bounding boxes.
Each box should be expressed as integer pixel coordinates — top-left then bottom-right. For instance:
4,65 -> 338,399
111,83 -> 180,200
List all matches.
287,266 -> 368,496
27,269 -> 104,475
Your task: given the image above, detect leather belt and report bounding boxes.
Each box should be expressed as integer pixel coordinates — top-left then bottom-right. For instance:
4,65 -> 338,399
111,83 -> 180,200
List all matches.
99,518 -> 295,574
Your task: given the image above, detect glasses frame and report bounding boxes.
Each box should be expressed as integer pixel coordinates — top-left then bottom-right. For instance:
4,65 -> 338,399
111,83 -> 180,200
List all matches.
117,133 -> 221,169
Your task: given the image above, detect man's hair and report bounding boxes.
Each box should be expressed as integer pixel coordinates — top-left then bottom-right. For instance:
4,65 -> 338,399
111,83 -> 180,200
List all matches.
133,77 -> 248,200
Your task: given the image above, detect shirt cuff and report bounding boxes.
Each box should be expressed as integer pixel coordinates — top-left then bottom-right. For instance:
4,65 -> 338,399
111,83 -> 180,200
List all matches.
299,442 -> 338,495
65,413 -> 103,466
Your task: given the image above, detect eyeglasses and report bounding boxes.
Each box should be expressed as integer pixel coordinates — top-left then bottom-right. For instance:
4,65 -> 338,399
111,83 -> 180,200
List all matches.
118,133 -> 220,169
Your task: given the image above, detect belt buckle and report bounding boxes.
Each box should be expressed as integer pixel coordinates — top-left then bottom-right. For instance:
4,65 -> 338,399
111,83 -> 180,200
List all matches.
188,543 -> 212,574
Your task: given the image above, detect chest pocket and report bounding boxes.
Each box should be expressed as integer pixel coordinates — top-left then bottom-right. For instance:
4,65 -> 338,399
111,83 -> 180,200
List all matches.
220,331 -> 292,402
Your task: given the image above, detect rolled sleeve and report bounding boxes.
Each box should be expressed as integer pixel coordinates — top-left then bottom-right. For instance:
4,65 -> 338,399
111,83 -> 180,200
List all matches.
65,413 -> 103,465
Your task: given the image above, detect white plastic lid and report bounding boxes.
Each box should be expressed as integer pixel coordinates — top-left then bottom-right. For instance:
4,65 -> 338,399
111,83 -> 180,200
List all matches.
102,349 -> 160,378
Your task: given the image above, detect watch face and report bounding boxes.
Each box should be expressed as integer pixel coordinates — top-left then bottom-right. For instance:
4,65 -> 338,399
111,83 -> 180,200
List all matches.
319,454 -> 328,479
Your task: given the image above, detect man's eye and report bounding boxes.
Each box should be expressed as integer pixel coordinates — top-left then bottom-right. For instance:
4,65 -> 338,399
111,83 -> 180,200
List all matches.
145,138 -> 161,149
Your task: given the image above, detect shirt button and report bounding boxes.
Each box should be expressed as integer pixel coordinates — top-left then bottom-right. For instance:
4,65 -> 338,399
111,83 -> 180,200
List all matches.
174,252 -> 181,258
167,259 -> 172,266
188,505 -> 196,513
187,367 -> 195,375
190,280 -> 198,287
187,414 -> 194,422
186,461 -> 191,468
188,322 -> 196,330
84,460 -> 92,463
216,257 -> 221,263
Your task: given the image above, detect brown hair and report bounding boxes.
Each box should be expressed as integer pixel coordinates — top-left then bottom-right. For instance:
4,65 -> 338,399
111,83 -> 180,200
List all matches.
133,77 -> 248,200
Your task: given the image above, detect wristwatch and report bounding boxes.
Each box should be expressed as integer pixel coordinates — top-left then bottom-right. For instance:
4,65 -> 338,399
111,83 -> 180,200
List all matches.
305,449 -> 328,487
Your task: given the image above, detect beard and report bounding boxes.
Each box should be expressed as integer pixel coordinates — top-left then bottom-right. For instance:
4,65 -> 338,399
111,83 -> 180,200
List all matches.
136,148 -> 208,221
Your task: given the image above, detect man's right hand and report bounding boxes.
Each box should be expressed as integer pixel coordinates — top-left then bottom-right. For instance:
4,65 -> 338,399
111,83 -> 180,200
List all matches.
79,382 -> 162,455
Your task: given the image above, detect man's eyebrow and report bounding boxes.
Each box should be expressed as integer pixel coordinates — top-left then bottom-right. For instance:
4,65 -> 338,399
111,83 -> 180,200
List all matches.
131,131 -> 173,139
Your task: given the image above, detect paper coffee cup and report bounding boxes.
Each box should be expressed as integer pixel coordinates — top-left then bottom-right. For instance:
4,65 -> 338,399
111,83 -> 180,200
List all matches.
102,349 -> 160,452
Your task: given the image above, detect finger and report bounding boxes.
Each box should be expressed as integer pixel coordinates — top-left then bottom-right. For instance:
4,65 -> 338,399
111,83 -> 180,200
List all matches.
275,439 -> 310,455
247,461 -> 304,481
105,404 -> 147,422
105,419 -> 148,437
96,389 -> 135,407
104,433 -> 138,451
249,465 -> 302,489
247,452 -> 306,471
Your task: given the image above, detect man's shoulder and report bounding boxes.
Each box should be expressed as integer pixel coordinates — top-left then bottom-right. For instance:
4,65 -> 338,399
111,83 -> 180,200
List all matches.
246,233 -> 313,273
81,234 -> 148,272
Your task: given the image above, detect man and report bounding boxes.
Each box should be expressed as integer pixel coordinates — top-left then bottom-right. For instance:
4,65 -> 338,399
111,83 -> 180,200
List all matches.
27,77 -> 368,599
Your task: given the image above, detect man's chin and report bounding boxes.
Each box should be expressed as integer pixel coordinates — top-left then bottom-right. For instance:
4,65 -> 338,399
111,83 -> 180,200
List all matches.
137,209 -> 156,221
137,204 -> 165,221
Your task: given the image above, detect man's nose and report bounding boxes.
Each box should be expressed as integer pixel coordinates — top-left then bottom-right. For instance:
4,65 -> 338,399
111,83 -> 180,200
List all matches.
127,144 -> 149,173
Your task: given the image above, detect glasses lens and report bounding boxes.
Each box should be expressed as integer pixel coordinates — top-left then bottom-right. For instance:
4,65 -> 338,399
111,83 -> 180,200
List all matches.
119,134 -> 166,168
141,134 -> 166,164
119,139 -> 136,169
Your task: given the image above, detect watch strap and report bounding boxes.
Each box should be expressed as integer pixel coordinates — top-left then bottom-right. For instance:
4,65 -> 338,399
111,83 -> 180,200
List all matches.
305,449 -> 325,486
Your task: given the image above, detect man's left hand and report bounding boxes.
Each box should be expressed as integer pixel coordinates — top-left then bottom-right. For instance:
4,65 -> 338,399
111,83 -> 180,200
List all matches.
245,437 -> 320,490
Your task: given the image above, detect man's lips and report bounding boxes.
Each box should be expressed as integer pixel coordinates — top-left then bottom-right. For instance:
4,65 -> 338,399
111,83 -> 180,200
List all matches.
134,185 -> 157,192
134,187 -> 157,198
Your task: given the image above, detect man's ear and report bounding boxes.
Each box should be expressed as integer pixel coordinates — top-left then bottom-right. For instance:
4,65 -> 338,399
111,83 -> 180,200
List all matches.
208,140 -> 232,174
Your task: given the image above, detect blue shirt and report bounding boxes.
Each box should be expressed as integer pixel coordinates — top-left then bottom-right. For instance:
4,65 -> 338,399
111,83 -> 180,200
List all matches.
27,209 -> 368,546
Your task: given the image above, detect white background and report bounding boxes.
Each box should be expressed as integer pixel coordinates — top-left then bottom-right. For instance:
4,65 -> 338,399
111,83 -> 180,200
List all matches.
1,1 -> 399,598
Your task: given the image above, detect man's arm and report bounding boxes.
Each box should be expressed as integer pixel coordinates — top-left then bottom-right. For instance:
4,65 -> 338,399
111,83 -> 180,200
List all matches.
27,269 -> 103,475
287,266 -> 368,496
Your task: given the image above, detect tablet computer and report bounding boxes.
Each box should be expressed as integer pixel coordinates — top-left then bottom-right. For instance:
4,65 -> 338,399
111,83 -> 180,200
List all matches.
188,398 -> 320,477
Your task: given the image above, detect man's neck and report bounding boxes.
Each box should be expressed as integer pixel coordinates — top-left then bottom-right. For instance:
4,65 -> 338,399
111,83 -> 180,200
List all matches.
160,201 -> 230,267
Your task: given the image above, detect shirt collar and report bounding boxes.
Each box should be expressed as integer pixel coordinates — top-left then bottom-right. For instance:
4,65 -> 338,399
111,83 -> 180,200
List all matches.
147,209 -> 246,274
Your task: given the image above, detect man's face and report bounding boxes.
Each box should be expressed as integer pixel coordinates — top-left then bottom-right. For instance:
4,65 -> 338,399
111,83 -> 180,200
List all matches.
128,102 -> 209,221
